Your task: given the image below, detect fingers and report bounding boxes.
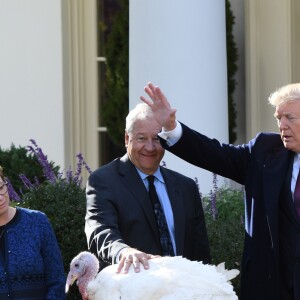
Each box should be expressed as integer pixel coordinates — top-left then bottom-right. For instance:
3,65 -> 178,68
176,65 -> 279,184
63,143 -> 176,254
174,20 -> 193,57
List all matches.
116,255 -> 133,274
132,256 -> 143,272
140,95 -> 152,106
140,82 -> 173,110
140,84 -> 155,105
116,252 -> 152,274
123,256 -> 134,274
140,255 -> 150,270
140,82 -> 177,130
140,82 -> 161,104
147,254 -> 161,259
116,258 -> 125,274
146,82 -> 166,103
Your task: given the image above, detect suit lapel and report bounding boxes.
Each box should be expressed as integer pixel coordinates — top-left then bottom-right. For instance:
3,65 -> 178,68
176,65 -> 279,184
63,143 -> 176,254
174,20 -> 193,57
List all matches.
118,155 -> 160,240
161,167 -> 185,255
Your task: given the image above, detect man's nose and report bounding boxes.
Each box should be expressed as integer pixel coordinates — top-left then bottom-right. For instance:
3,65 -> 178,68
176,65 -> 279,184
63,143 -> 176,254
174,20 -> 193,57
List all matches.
279,119 -> 288,130
144,140 -> 155,150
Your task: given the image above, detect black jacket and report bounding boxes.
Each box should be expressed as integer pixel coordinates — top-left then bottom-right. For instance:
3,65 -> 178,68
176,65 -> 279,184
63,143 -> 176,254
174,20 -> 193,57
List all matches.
85,153 -> 211,269
161,122 -> 297,300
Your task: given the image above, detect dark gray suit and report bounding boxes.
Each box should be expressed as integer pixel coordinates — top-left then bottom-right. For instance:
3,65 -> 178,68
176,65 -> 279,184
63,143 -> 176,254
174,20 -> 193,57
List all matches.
85,154 -> 210,269
160,122 -> 300,300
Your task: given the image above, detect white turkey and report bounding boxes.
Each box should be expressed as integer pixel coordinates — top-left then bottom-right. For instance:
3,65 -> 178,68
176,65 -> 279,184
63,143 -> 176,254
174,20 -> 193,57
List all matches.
66,251 -> 239,300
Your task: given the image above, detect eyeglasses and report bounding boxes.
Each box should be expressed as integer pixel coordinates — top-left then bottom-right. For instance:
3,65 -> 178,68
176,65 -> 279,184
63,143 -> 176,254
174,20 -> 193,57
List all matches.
0,180 -> 8,195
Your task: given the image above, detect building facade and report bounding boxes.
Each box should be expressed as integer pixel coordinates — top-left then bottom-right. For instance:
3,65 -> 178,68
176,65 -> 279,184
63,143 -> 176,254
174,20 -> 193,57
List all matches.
1,0 -> 300,193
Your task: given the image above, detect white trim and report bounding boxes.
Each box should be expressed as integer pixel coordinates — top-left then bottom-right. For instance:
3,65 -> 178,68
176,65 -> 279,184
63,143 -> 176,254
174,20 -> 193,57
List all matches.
245,0 -> 292,140
61,0 -> 99,175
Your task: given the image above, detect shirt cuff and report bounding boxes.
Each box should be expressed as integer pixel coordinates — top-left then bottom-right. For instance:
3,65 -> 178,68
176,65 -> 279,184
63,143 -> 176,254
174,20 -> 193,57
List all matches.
158,120 -> 182,146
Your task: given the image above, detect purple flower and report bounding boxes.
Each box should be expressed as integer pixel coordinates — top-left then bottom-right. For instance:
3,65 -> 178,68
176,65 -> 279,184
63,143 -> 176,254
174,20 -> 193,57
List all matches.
81,154 -> 92,175
34,176 -> 40,187
74,154 -> 84,183
19,174 -> 35,190
28,139 -> 56,184
209,173 -> 218,220
70,153 -> 92,185
6,177 -> 21,202
66,167 -> 73,184
4,139 -> 94,203
209,190 -> 217,220
212,173 -> 218,193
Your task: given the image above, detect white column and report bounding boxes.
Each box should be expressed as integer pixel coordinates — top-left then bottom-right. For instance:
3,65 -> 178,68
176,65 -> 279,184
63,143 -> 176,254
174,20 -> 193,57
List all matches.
129,0 -> 228,194
0,0 -> 65,168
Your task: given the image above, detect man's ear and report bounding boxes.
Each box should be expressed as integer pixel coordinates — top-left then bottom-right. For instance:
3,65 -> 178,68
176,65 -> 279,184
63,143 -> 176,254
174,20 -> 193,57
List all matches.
125,132 -> 129,147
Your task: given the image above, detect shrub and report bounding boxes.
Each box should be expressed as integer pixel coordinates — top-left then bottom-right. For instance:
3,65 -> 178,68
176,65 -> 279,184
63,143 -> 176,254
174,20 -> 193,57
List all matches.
0,142 -> 59,196
202,176 -> 244,297
225,0 -> 238,143
8,142 -> 244,298
10,140 -> 91,300
20,181 -> 86,300
102,0 -> 129,147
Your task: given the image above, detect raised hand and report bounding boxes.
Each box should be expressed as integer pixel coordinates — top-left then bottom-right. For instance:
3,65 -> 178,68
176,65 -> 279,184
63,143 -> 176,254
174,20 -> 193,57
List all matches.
140,82 -> 177,131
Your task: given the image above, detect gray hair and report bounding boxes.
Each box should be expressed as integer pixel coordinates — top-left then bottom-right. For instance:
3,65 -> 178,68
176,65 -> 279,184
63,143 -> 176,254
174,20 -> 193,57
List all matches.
268,83 -> 300,107
125,103 -> 154,135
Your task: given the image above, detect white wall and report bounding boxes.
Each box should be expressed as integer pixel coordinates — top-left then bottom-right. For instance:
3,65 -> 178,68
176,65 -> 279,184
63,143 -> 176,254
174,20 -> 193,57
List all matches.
130,0 -> 229,194
0,0 -> 64,169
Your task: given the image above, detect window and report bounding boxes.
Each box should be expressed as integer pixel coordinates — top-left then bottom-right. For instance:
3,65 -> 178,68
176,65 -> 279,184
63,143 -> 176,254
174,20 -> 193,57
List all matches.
96,0 -> 127,165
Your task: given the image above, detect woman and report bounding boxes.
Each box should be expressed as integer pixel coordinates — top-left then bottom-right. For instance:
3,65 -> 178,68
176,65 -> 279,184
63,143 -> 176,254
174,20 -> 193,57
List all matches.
0,165 -> 66,299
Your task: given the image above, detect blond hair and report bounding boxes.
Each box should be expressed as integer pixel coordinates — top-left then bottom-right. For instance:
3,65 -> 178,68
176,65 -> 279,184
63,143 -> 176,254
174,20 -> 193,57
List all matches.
268,83 -> 300,107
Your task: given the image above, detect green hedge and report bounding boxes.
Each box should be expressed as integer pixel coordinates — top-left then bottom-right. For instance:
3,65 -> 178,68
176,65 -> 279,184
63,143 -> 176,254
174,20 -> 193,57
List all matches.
5,141 -> 244,298
0,143 -> 59,195
7,140 -> 89,299
16,179 -> 244,299
19,181 -> 86,300
203,185 -> 244,297
3,141 -> 244,299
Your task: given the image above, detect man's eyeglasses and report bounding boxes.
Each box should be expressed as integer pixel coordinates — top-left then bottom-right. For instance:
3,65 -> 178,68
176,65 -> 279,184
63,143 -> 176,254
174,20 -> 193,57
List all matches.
0,180 -> 8,195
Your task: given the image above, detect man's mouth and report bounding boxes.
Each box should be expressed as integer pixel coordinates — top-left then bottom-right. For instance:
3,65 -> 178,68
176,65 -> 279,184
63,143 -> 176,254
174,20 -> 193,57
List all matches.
282,134 -> 291,141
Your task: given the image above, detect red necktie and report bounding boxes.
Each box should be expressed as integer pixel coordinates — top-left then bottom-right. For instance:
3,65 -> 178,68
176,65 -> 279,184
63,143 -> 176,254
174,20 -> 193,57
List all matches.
294,169 -> 300,218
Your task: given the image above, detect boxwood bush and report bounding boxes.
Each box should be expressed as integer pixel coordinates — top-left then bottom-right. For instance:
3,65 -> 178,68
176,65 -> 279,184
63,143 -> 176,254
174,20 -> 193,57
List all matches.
19,181 -> 86,300
7,142 -> 244,299
8,140 -> 90,299
0,142 -> 59,196
202,178 -> 244,297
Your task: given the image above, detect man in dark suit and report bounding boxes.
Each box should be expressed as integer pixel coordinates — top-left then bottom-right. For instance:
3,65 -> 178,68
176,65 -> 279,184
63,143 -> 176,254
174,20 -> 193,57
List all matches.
140,82 -> 300,300
85,103 -> 210,274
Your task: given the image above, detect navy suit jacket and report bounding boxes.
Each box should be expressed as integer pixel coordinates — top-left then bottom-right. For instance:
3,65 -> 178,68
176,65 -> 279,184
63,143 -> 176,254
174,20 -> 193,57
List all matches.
160,122 -> 295,300
85,154 -> 211,269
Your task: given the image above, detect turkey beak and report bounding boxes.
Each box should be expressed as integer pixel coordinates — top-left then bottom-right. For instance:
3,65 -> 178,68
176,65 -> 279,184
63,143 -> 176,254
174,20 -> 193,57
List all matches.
65,272 -> 78,293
